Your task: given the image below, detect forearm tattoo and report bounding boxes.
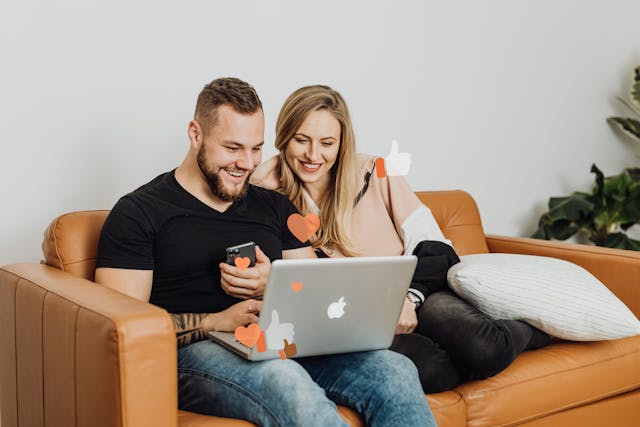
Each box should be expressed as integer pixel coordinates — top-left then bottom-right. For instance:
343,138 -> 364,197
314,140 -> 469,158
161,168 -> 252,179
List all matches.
170,312 -> 210,348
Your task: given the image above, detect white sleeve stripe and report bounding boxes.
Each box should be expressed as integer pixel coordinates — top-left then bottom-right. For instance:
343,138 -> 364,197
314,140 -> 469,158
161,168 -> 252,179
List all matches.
408,288 -> 425,303
401,205 -> 453,256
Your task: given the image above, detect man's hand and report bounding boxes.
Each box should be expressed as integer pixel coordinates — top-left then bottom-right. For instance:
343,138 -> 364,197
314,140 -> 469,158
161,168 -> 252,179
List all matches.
219,245 -> 271,299
203,299 -> 263,332
395,297 -> 418,334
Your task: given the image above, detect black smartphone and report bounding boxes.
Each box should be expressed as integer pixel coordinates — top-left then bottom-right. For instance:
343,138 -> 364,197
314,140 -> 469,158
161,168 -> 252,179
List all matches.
225,241 -> 256,267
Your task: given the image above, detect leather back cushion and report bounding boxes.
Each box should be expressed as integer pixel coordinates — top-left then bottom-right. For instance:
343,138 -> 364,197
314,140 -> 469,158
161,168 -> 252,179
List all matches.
42,190 -> 488,279
42,210 -> 109,281
416,190 -> 489,255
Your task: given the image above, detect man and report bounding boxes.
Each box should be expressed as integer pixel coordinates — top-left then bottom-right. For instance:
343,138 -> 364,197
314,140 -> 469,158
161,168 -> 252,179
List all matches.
95,77 -> 436,427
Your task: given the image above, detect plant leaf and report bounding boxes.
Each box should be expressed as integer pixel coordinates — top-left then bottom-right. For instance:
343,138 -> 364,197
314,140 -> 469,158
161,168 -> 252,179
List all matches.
531,226 -> 548,240
531,218 -> 579,241
603,170 -> 633,202
619,191 -> 640,225
603,233 -> 640,251
627,167 -> 640,182
615,96 -> 640,117
604,169 -> 640,225
531,215 -> 552,240
547,220 -> 581,240
591,164 -> 605,204
607,117 -> 640,141
547,194 -> 594,222
631,65 -> 640,110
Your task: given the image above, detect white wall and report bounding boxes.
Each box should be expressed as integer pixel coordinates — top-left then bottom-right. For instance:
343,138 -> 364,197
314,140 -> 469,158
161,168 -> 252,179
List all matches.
1,0 -> 639,265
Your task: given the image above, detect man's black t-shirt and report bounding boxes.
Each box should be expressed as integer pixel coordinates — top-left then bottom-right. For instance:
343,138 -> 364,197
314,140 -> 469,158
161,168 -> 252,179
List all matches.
96,170 -> 309,313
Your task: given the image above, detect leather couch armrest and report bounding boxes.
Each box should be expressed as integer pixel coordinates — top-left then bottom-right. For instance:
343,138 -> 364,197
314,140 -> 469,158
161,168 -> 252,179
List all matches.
485,235 -> 640,317
0,263 -> 178,427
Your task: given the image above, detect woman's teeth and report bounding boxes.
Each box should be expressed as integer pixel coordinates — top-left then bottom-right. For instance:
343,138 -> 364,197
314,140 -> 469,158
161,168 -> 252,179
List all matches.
302,162 -> 320,170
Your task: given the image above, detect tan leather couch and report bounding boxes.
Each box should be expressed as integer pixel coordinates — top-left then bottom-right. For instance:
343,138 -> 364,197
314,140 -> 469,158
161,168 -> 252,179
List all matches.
1,190 -> 639,427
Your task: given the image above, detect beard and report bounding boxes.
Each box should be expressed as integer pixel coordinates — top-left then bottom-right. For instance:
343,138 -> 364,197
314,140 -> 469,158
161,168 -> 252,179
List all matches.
197,145 -> 251,202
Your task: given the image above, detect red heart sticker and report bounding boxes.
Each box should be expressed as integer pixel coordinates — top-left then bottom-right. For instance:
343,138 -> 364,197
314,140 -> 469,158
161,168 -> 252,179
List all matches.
234,323 -> 262,348
234,257 -> 250,270
256,331 -> 267,353
287,213 -> 320,242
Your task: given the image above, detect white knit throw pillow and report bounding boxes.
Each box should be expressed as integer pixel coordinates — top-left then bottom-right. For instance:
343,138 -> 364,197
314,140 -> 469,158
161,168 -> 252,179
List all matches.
447,253 -> 640,341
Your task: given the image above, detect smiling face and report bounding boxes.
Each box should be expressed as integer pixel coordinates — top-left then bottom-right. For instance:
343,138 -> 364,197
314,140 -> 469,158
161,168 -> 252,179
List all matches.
284,109 -> 341,191
195,105 -> 264,202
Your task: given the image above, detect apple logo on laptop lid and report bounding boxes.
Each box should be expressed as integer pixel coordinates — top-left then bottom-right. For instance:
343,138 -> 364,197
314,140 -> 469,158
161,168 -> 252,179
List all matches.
327,297 -> 346,319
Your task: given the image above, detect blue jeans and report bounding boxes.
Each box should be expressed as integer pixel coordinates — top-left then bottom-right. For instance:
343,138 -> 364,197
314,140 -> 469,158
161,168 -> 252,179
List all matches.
178,341 -> 437,427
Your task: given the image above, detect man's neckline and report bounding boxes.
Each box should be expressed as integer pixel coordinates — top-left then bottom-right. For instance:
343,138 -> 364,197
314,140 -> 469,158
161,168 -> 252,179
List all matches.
170,168 -> 241,214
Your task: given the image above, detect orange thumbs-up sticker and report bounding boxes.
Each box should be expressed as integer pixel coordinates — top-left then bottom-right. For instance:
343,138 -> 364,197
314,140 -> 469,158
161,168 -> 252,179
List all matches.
375,157 -> 386,178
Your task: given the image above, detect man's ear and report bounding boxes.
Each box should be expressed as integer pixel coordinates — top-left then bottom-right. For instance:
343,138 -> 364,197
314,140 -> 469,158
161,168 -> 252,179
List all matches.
188,120 -> 203,150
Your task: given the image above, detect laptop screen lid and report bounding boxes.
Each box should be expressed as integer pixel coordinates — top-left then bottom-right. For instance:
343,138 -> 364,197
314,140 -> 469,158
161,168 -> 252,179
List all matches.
250,255 -> 418,360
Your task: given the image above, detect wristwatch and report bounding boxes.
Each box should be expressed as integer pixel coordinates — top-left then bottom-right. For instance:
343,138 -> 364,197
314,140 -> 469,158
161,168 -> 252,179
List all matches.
406,292 -> 422,310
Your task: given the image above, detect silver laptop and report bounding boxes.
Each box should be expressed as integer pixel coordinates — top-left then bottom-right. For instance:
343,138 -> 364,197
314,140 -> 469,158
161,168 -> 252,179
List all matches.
209,255 -> 417,361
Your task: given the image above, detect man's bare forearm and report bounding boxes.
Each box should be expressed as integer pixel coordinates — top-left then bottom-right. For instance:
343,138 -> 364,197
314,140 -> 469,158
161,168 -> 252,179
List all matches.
170,312 -> 211,348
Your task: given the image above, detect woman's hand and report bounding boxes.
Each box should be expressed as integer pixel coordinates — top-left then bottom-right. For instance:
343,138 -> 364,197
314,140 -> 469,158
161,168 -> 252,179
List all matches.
395,297 -> 418,334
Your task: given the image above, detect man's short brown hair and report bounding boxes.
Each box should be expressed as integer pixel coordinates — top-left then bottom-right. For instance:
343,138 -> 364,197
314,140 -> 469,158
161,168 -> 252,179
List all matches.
194,77 -> 263,135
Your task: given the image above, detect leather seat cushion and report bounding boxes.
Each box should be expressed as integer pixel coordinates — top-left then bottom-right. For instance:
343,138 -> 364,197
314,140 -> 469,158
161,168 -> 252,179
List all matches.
176,390 -> 465,427
455,335 -> 640,427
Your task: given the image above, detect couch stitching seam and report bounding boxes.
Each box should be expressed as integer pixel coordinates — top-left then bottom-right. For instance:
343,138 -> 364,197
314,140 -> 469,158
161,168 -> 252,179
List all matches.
463,348 -> 640,399
52,219 -> 64,272
493,385 -> 640,427
60,259 -> 96,267
41,291 -> 46,424
485,236 -> 640,261
444,223 -> 483,229
73,303 -> 78,427
13,278 -> 20,426
429,393 -> 463,410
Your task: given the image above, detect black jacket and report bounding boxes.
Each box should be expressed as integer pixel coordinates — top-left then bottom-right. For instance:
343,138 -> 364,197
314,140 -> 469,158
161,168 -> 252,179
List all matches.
409,240 -> 460,302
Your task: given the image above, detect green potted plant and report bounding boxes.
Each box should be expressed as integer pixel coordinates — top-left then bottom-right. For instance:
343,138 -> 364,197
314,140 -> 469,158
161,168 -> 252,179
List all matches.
532,66 -> 640,250
531,164 -> 640,250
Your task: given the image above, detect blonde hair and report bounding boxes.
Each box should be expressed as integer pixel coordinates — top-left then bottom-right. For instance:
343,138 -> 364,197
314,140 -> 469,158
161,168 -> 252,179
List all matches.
275,85 -> 359,256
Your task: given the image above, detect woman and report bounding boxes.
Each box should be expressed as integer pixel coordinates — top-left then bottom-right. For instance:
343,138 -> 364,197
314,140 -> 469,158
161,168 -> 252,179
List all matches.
251,85 -> 550,392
